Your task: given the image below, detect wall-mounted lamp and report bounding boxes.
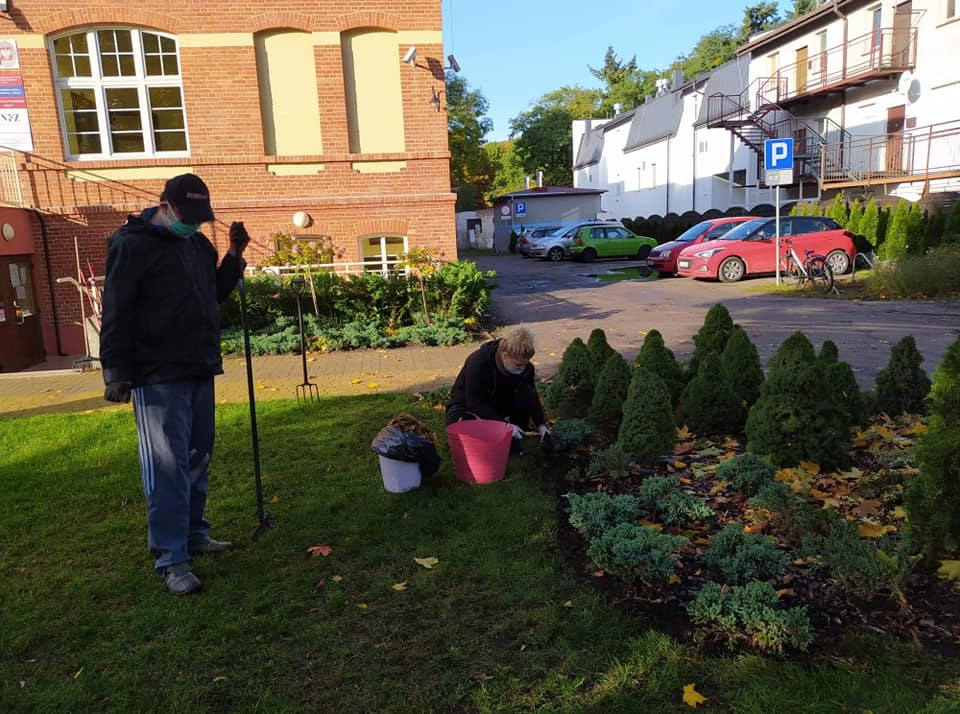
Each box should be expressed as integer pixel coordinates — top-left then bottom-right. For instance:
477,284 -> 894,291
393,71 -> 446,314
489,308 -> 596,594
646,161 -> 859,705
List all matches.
402,46 -> 417,67
292,211 -> 313,229
430,87 -> 444,112
445,54 -> 461,73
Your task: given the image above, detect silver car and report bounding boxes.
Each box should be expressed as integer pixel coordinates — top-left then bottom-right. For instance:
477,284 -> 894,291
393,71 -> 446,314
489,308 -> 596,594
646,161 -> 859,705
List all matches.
517,223 -> 567,257
527,221 -> 604,262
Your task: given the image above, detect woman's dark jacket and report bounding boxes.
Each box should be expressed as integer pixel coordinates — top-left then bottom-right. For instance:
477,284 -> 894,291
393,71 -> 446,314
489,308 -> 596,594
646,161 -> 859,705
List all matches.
445,339 -> 545,427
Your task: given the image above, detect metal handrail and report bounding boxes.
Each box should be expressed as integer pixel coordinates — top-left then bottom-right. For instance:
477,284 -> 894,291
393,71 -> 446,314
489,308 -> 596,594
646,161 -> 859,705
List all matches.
753,27 -> 917,105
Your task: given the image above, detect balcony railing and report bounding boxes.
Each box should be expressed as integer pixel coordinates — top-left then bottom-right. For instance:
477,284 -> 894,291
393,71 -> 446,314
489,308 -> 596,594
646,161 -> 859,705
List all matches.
755,27 -> 917,105
819,119 -> 960,187
0,150 -> 23,206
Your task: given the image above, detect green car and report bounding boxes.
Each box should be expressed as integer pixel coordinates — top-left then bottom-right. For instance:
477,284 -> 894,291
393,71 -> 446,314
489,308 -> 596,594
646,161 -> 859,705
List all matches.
569,222 -> 657,262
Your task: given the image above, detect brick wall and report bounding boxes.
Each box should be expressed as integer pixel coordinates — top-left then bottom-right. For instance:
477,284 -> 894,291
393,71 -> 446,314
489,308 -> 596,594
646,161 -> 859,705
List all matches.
2,1 -> 455,356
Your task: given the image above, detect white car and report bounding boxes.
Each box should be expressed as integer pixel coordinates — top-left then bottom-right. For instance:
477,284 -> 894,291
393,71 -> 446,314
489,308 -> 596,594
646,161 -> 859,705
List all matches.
526,221 -> 605,262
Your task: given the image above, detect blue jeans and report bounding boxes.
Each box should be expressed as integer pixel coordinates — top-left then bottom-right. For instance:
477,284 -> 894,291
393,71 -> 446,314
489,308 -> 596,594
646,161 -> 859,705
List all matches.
132,379 -> 215,572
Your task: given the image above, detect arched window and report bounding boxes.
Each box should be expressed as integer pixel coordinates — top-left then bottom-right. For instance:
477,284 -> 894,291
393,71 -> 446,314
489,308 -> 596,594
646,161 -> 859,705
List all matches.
50,28 -> 188,159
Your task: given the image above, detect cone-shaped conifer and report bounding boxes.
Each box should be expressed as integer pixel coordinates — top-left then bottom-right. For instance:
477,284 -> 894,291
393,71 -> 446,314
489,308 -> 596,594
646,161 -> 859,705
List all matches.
617,367 -> 676,465
688,303 -> 734,376
678,354 -> 747,433
634,329 -> 683,407
875,336 -> 932,416
590,351 -> 631,425
721,326 -> 764,408
545,337 -> 594,418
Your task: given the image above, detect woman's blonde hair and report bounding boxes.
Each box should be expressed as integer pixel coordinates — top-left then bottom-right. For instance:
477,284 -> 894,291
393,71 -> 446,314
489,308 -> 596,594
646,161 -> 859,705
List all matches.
499,326 -> 536,359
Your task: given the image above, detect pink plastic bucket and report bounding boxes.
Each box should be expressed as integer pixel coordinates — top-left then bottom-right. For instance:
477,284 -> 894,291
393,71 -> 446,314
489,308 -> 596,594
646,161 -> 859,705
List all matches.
446,419 -> 512,484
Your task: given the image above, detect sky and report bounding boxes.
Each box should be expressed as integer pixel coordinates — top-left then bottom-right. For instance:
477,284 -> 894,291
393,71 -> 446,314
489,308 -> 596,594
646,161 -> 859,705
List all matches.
442,0 -> 794,142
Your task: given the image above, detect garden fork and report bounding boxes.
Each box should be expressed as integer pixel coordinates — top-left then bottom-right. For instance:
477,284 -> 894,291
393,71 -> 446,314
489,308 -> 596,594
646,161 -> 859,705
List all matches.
293,279 -> 320,402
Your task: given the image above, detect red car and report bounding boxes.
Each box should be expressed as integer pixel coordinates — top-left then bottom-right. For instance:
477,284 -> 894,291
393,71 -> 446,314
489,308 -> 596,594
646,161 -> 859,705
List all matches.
676,216 -> 856,282
647,217 -> 753,275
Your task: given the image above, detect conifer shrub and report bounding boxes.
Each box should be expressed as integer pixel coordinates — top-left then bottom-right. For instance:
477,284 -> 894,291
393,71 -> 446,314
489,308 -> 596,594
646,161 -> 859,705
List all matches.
550,418 -> 594,452
748,481 -> 792,512
688,303 -> 734,376
923,206 -> 946,252
616,367 -> 676,465
586,328 -> 617,375
678,354 -> 746,434
879,199 -> 909,260
831,192 -> 849,227
861,198 -> 881,251
635,476 -> 714,526
716,453 -> 776,496
721,326 -> 764,408
585,443 -> 631,479
687,582 -> 813,654
800,518 -> 915,600
817,340 -> 866,427
590,352 -> 631,425
745,332 -> 850,469
944,201 -> 960,245
634,329 -> 683,407
905,335 -> 960,563
846,199 -> 863,236
702,523 -> 788,584
906,202 -> 925,255
586,523 -> 686,585
874,336 -> 932,416
546,338 -> 594,418
566,492 -> 643,540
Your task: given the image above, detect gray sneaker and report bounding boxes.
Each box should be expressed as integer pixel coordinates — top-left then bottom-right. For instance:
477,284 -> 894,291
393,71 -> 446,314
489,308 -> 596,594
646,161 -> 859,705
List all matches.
189,537 -> 232,555
163,563 -> 202,595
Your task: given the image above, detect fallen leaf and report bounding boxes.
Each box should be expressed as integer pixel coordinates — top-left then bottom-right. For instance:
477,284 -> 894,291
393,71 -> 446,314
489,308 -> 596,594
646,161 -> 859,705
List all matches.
471,672 -> 493,681
676,426 -> 693,440
674,442 -> 693,456
392,581 -> 408,591
937,560 -> 960,581
876,426 -> 896,442
74,667 -> 84,679
682,683 -> 707,708
367,382 -> 379,389
562,600 -> 574,608
858,522 -> 896,538
357,603 -> 368,609
332,575 -> 344,582
350,378 -> 361,384
800,460 -> 820,475
775,588 -> 796,598
669,574 -> 682,585
307,545 -> 333,557
673,461 -> 687,469
270,495 -> 280,504
414,556 -> 439,569
893,506 -> 907,520
639,519 -> 664,531
212,676 -> 227,683
592,570 -> 605,577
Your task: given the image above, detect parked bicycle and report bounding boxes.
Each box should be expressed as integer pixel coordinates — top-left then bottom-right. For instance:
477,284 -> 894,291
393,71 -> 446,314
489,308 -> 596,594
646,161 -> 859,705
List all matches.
779,236 -> 834,293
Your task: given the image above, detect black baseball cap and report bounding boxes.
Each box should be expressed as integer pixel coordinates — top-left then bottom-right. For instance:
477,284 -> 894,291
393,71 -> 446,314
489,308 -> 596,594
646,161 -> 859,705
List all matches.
160,173 -> 215,224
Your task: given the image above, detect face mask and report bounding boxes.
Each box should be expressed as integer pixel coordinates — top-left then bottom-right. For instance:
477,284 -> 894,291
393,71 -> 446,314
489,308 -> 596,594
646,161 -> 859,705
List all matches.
160,204 -> 200,238
504,364 -> 524,375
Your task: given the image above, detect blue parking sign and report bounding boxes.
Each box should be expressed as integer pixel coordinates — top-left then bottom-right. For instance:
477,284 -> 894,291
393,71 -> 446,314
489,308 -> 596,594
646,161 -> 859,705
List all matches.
764,139 -> 793,171
514,201 -> 526,217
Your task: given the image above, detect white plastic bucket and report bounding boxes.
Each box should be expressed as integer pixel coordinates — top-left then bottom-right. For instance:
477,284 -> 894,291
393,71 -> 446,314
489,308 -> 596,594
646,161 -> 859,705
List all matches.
378,456 -> 422,493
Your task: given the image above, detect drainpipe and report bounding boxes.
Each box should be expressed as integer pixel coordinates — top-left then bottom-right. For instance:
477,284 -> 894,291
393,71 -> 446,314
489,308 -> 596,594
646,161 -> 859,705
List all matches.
34,209 -> 65,356
833,0 -> 849,171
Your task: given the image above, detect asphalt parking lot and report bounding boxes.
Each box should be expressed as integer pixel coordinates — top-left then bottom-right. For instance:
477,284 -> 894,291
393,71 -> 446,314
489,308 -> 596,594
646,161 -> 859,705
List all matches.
472,252 -> 960,388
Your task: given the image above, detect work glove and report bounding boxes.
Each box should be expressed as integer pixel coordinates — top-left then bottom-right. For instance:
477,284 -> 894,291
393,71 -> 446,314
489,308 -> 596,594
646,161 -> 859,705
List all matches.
229,221 -> 250,257
104,381 -> 132,403
537,424 -> 550,442
510,424 -> 524,440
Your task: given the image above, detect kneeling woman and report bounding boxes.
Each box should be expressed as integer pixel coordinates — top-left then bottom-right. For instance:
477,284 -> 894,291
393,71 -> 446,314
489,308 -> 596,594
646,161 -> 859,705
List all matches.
445,326 -> 549,448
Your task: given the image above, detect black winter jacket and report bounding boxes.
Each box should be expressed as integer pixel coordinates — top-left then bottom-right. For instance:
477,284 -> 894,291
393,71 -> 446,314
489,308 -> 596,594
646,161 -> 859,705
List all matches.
446,339 -> 545,427
99,208 -> 245,387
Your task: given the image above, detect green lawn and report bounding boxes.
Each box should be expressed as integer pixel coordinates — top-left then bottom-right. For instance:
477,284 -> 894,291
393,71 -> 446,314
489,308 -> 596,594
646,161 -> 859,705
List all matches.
3,394 -> 960,712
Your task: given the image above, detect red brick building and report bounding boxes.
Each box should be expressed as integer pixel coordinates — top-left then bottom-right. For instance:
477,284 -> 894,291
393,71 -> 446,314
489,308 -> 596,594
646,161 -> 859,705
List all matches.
0,1 -> 455,370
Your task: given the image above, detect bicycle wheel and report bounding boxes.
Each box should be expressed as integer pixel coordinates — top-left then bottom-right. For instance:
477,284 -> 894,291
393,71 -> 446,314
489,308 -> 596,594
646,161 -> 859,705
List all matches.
782,259 -> 804,287
806,256 -> 834,293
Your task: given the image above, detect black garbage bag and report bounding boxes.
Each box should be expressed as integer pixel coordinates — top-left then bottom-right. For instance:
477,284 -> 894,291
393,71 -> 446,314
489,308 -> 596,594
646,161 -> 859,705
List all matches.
371,425 -> 441,478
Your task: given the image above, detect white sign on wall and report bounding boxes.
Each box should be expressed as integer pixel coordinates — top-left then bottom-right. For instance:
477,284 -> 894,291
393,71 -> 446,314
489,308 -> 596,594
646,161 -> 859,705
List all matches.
0,75 -> 33,151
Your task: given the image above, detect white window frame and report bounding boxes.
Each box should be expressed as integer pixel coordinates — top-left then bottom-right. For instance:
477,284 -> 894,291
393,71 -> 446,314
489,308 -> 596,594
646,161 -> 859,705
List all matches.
49,27 -> 190,161
948,0 -> 957,20
360,235 -> 408,274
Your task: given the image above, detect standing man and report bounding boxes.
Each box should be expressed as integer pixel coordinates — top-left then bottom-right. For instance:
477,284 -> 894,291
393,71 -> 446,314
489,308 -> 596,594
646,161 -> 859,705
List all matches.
99,173 -> 250,595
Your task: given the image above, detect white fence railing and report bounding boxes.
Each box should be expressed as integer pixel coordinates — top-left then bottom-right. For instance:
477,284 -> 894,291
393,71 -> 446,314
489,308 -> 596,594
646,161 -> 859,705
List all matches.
248,258 -> 410,278
0,150 -> 22,207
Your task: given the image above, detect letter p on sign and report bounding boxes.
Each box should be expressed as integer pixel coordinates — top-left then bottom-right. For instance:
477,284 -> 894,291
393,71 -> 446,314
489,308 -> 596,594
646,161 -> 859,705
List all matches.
764,138 -> 793,171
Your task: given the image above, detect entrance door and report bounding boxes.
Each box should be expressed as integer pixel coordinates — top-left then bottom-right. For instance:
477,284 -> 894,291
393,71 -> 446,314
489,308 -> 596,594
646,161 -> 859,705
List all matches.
886,105 -> 906,173
0,255 -> 45,372
796,46 -> 808,94
893,1 -> 912,66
